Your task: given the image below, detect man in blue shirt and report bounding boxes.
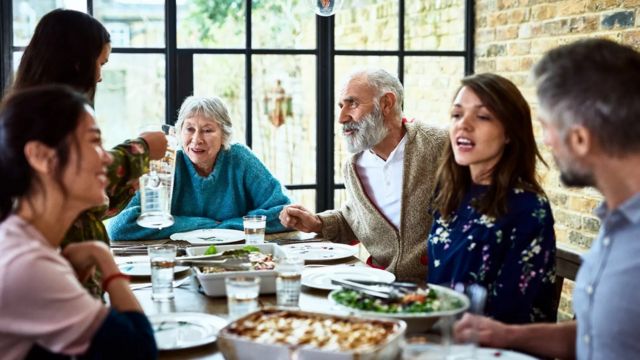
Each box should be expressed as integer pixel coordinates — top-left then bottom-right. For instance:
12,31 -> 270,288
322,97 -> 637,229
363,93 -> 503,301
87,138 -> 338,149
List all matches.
453,39 -> 640,359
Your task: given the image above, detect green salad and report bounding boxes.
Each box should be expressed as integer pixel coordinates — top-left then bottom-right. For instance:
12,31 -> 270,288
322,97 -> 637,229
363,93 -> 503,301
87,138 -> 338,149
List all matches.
331,288 -> 464,314
203,245 -> 261,256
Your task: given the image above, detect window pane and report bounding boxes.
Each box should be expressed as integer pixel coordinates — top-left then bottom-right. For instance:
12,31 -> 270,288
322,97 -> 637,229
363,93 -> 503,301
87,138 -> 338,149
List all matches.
93,0 -> 165,47
334,188 -> 347,210
95,54 -> 166,149
193,55 -> 246,144
12,0 -> 86,46
335,0 -> 398,51
287,189 -> 316,213
177,0 -> 245,48
333,56 -> 398,183
251,0 -> 315,49
252,55 -> 317,186
405,0 -> 466,51
403,57 -> 465,128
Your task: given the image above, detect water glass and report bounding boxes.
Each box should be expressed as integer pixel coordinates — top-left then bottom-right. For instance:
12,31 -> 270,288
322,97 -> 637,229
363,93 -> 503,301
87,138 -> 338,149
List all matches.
148,244 -> 177,301
137,125 -> 178,229
225,276 -> 260,319
243,215 -> 266,245
276,256 -> 304,307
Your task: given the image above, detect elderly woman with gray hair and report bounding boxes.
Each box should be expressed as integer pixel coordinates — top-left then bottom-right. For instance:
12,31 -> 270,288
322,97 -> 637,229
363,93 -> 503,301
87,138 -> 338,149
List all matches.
107,96 -> 291,240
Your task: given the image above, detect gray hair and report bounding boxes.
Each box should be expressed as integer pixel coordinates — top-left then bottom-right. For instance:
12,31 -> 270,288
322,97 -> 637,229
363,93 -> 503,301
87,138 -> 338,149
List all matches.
533,39 -> 640,156
345,68 -> 404,118
175,95 -> 233,149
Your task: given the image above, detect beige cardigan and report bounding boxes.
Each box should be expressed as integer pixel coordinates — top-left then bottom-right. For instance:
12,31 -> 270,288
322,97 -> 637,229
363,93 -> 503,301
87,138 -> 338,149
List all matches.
318,121 -> 447,282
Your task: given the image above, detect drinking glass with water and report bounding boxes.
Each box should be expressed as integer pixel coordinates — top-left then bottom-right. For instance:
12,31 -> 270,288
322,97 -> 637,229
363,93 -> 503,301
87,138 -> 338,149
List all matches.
148,244 -> 177,301
276,256 -> 304,307
243,215 -> 266,244
137,124 -> 178,229
225,276 -> 261,319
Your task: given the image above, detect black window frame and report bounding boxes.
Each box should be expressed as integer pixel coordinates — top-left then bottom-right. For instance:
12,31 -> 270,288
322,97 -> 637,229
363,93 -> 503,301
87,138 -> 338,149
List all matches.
1,0 -> 474,212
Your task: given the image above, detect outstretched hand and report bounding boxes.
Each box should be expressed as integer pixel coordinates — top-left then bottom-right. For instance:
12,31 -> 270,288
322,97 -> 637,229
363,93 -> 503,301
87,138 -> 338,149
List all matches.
279,204 -> 323,233
454,313 -> 511,349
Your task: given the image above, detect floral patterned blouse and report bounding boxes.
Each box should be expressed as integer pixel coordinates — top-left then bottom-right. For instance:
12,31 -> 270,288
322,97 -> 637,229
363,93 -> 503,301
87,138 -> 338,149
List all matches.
61,138 -> 149,297
427,184 -> 557,324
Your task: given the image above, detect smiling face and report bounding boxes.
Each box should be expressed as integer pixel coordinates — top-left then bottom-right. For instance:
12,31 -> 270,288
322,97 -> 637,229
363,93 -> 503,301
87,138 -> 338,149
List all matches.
338,76 -> 388,153
449,86 -> 508,184
180,115 -> 223,175
62,108 -> 113,209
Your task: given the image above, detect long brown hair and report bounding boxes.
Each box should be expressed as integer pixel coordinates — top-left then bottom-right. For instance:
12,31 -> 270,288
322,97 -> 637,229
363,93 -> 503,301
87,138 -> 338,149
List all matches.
434,73 -> 546,219
12,9 -> 110,103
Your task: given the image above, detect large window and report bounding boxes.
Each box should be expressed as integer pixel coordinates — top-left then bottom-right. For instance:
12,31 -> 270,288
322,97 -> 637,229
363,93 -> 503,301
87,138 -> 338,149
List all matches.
3,0 -> 473,212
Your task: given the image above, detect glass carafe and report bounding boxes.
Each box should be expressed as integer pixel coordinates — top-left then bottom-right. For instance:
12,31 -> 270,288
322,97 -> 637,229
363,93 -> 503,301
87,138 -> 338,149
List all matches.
137,124 -> 177,229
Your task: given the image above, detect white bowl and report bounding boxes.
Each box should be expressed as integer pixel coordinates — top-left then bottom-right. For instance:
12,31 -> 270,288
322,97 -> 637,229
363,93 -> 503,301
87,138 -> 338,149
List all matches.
328,283 -> 469,333
186,243 -> 286,297
217,307 -> 406,360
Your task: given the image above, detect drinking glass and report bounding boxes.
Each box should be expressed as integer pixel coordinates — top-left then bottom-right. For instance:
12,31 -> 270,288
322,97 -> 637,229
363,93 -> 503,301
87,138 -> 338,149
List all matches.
225,276 -> 261,319
137,124 -> 178,229
243,215 -> 266,245
276,256 -> 304,307
148,244 -> 177,301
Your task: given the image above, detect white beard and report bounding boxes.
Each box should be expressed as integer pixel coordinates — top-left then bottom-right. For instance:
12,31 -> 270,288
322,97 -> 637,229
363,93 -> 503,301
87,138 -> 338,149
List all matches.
342,105 -> 388,153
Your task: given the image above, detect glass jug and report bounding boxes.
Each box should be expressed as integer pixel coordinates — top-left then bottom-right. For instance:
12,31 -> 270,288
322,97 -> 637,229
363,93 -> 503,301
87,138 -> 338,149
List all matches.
137,124 -> 177,229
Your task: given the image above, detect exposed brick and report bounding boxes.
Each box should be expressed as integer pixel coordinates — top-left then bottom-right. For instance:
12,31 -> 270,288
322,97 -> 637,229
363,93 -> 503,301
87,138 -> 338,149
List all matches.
532,4 -> 557,21
496,25 -> 520,40
476,28 -> 495,43
568,196 -> 600,212
519,23 -> 532,38
601,11 -> 636,29
586,0 -> 621,12
582,216 -> 601,233
486,43 -> 507,57
497,0 -> 519,10
568,230 -> 594,249
508,41 -> 532,55
556,0 -> 587,16
508,8 -> 530,24
475,58 -> 497,72
622,30 -> 640,51
571,16 -> 600,33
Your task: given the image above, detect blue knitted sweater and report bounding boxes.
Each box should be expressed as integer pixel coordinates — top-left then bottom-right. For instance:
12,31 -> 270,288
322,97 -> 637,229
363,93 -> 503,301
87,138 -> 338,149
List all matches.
107,144 -> 291,240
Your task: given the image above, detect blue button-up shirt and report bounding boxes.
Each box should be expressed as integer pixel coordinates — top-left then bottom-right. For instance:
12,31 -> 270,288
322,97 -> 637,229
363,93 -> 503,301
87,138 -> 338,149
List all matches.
574,193 -> 640,359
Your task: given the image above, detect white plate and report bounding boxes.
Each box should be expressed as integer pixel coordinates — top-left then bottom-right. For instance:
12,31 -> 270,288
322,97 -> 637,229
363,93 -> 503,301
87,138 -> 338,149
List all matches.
149,312 -> 228,350
169,229 -> 245,244
118,262 -> 190,277
281,242 -> 358,262
406,344 -> 537,360
302,265 -> 395,290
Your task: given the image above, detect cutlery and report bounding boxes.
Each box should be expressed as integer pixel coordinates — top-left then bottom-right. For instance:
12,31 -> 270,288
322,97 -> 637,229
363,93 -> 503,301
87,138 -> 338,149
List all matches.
176,257 -> 252,270
130,277 -> 191,290
343,279 -> 418,291
331,278 -> 402,300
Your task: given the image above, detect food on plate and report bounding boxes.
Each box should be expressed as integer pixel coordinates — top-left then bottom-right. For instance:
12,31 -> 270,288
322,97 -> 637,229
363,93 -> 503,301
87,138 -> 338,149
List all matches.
203,245 -> 261,256
204,245 -> 217,255
200,247 -> 275,273
224,309 -> 398,351
331,287 -> 464,314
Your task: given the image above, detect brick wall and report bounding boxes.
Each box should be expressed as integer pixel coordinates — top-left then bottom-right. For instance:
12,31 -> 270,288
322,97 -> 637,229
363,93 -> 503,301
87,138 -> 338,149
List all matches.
475,0 -> 640,319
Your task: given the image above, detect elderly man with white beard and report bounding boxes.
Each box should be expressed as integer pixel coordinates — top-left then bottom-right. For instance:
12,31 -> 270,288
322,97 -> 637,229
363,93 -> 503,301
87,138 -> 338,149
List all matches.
279,68 -> 447,282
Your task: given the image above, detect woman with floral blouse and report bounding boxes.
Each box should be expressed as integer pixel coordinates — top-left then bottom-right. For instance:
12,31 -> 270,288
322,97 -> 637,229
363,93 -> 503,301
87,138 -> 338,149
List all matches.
427,73 -> 557,324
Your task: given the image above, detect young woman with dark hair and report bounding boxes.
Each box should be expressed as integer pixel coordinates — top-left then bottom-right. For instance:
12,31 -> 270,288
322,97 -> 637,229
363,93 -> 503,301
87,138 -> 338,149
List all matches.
10,9 -> 167,295
427,73 -> 557,324
0,85 -> 156,359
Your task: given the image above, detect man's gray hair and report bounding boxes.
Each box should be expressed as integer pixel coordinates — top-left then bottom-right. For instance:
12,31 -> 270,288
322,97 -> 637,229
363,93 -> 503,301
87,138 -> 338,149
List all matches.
533,39 -> 640,156
347,68 -> 404,118
175,95 -> 233,149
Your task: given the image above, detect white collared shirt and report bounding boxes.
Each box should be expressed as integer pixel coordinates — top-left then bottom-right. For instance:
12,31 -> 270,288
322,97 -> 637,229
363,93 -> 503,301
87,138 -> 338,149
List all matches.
355,135 -> 407,229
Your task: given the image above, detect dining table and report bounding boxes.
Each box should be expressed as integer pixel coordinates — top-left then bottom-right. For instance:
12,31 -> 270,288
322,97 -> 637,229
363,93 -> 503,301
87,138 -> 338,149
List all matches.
112,231 -> 365,359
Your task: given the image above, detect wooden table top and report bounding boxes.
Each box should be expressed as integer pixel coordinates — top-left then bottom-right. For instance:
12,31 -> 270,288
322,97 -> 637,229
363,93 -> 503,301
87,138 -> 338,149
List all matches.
116,233 -> 362,359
